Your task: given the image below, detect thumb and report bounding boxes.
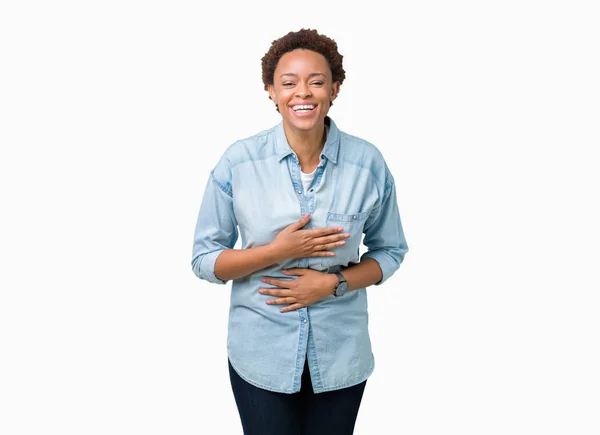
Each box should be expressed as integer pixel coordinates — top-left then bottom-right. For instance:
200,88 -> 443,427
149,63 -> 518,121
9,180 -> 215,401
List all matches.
289,213 -> 310,230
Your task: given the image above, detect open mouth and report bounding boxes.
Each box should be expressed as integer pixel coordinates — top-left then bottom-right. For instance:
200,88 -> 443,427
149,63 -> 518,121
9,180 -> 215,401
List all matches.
290,104 -> 317,116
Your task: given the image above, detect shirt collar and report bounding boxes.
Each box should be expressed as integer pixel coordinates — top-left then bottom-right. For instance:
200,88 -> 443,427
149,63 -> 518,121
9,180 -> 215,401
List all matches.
275,115 -> 340,164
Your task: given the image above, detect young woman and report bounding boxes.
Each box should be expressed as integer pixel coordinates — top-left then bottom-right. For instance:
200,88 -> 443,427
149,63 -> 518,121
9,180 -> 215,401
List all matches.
191,28 -> 409,435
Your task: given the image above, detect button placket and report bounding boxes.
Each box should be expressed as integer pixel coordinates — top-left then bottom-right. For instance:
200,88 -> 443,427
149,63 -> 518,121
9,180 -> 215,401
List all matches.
289,154 -> 311,268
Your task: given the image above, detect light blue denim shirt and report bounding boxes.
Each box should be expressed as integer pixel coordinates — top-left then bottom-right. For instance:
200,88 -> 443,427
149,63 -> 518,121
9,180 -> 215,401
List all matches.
191,116 -> 408,394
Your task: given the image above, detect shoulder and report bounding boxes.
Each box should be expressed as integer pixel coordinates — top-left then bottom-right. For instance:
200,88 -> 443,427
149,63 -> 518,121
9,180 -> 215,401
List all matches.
338,131 -> 393,185
210,124 -> 278,193
216,125 -> 277,169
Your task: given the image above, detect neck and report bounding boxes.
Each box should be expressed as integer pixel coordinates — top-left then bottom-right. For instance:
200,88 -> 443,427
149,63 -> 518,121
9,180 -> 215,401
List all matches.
282,120 -> 326,168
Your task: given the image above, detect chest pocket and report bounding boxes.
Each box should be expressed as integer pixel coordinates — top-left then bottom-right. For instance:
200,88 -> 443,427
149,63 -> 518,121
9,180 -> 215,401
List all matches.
321,210 -> 370,267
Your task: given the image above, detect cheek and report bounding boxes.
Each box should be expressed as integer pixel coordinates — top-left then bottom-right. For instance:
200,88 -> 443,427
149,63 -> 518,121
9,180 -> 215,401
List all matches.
278,89 -> 294,100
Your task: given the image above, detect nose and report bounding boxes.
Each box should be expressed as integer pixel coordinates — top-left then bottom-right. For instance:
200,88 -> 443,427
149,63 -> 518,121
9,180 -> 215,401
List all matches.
296,83 -> 312,99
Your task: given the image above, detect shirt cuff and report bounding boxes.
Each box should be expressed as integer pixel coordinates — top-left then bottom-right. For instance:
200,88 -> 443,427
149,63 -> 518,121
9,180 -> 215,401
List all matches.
360,250 -> 399,286
200,249 -> 228,285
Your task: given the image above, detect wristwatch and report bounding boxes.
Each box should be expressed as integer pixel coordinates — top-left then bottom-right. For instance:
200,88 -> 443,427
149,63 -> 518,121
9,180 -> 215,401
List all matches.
332,271 -> 348,297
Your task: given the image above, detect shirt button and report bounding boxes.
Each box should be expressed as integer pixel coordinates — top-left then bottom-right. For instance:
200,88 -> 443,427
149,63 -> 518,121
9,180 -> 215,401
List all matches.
303,319 -> 307,323
353,215 -> 357,219
297,190 -> 302,194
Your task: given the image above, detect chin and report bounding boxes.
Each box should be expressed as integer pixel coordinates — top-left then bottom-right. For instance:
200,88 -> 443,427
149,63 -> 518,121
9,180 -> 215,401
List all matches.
286,113 -> 325,128
288,120 -> 319,131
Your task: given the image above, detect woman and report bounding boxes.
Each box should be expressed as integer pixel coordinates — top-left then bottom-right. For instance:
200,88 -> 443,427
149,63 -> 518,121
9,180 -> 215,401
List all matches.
191,28 -> 408,435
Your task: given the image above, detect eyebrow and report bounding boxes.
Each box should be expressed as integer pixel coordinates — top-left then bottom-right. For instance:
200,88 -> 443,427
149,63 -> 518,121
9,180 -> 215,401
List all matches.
279,72 -> 327,79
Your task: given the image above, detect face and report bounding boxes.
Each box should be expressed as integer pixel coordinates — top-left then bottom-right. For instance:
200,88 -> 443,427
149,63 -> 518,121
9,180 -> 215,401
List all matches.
268,49 -> 340,133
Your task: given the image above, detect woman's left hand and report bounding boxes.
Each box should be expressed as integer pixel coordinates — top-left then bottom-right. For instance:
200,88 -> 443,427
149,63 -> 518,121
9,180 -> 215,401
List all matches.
259,269 -> 337,313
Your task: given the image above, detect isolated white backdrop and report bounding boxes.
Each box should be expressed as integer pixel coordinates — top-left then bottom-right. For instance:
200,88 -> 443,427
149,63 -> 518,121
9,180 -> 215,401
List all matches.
1,1 -> 599,434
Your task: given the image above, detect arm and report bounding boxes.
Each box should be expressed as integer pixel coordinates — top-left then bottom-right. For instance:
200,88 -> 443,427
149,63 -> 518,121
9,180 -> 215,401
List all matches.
336,167 -> 408,291
358,166 -> 408,286
191,168 -> 240,285
192,158 -> 281,284
258,167 -> 408,310
192,159 -> 347,284
282,167 -> 408,302
325,258 -> 383,292
213,244 -> 282,282
191,162 -> 301,284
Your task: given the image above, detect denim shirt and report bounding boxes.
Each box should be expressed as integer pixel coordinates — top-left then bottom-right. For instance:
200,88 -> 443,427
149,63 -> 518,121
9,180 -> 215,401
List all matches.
191,116 -> 408,393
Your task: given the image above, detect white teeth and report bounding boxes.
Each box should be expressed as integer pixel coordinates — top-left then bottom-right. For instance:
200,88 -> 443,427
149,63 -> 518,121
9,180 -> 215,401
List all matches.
292,104 -> 315,111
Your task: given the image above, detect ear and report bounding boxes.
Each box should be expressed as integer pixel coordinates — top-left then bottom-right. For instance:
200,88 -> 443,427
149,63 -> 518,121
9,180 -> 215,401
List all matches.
330,81 -> 340,101
267,84 -> 276,102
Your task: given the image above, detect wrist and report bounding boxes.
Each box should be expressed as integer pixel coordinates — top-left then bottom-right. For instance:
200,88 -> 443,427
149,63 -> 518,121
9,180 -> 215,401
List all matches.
327,272 -> 339,294
262,243 -> 283,264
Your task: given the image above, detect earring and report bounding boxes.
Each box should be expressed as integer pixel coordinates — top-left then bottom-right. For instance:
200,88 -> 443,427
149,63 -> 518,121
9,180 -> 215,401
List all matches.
275,104 -> 279,112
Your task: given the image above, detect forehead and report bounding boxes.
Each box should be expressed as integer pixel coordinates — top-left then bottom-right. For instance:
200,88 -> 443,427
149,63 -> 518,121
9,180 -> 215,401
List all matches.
275,49 -> 331,76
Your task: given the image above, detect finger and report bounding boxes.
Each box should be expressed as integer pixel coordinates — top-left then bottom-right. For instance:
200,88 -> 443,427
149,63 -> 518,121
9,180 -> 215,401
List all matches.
261,278 -> 290,288
267,297 -> 296,305
310,251 -> 335,257
280,303 -> 304,313
311,239 -> 346,253
322,233 -> 351,243
306,226 -> 344,237
323,240 -> 347,250
259,288 -> 293,297
288,214 -> 310,231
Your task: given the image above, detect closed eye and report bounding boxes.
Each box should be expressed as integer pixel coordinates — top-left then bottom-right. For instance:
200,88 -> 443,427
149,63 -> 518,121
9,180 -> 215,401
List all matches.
282,82 -> 324,86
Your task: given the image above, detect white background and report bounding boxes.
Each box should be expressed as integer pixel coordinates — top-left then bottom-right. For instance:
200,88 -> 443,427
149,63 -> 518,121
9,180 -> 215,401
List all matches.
1,1 -> 599,434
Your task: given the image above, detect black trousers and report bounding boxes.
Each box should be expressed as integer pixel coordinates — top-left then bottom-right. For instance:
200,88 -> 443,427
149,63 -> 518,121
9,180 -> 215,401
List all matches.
228,357 -> 367,435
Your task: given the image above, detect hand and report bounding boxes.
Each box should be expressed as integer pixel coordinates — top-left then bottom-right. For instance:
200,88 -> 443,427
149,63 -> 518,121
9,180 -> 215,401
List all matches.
269,214 -> 350,262
259,269 -> 339,313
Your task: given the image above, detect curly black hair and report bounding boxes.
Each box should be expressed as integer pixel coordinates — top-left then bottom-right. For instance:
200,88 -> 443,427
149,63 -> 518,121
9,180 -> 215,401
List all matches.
261,28 -> 345,110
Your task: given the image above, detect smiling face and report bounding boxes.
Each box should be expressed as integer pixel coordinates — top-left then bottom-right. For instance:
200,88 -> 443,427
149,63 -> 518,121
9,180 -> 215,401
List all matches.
268,49 -> 340,133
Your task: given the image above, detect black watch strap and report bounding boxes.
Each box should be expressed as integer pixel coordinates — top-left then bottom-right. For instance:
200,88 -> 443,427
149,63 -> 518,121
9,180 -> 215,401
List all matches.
333,271 -> 347,296
334,271 -> 346,285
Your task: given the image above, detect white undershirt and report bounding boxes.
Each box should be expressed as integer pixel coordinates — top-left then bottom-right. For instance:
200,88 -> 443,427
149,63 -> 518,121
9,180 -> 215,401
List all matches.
300,125 -> 329,193
300,166 -> 317,193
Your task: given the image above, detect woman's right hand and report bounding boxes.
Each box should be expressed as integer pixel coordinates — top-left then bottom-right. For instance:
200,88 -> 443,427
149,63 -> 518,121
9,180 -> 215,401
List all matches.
269,214 -> 350,261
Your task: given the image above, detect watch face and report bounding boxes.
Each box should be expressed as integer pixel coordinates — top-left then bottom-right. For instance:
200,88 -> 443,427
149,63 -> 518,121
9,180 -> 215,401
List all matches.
336,281 -> 349,296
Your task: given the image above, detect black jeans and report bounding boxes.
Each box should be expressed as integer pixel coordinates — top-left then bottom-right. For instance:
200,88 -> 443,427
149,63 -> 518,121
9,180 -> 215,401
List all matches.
228,357 -> 367,435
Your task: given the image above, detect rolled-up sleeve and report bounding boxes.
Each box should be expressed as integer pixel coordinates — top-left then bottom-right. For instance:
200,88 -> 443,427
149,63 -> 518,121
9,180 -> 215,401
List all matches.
191,162 -> 239,285
360,168 -> 408,286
